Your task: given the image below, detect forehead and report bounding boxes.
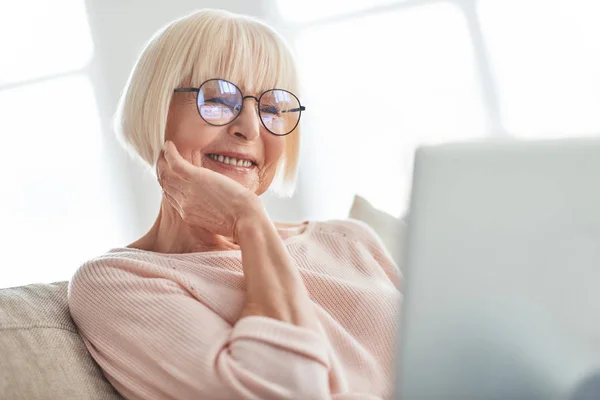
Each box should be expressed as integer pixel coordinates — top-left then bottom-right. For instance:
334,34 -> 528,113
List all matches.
180,14 -> 298,97
218,73 -> 283,95
191,53 -> 291,95
198,77 -> 285,97
210,54 -> 287,95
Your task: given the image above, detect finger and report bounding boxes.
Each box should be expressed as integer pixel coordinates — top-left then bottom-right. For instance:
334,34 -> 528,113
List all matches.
191,148 -> 203,168
156,152 -> 167,185
158,149 -> 188,187
162,187 -> 183,216
158,165 -> 184,206
164,141 -> 195,178
156,152 -> 179,189
161,178 -> 185,199
160,175 -> 187,204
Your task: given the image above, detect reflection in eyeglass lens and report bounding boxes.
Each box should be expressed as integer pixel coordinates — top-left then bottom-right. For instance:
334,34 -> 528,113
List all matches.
196,80 -> 302,134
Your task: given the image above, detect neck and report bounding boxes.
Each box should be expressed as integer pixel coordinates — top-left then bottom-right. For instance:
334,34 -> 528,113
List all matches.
129,198 -> 240,254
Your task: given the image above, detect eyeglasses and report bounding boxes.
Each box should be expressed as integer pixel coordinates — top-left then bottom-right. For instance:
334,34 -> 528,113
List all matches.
173,78 -> 306,136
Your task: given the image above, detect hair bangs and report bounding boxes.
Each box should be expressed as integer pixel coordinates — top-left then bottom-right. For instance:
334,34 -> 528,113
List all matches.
182,14 -> 298,95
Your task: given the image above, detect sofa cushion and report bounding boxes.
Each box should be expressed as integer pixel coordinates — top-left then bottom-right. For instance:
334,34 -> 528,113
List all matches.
349,194 -> 407,271
0,281 -> 123,400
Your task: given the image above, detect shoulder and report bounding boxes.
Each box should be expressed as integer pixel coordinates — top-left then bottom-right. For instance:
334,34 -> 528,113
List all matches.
315,218 -> 381,241
312,218 -> 391,255
70,249 -> 146,279
315,219 -> 403,289
67,249 -> 191,326
67,249 -> 170,300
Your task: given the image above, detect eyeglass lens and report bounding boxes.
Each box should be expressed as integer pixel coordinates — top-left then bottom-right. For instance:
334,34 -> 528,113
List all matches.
196,79 -> 301,136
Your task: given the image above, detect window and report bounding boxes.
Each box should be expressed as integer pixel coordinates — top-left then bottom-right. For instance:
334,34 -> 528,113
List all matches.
276,0 -> 600,218
478,0 -> 600,138
286,1 -> 487,217
0,1 -> 125,289
276,0 -> 402,23
0,0 -> 93,85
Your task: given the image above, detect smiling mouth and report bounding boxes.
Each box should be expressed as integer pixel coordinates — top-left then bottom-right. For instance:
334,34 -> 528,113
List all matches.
206,154 -> 255,168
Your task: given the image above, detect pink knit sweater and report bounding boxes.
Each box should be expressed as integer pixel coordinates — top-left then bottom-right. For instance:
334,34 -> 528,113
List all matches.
67,219 -> 402,400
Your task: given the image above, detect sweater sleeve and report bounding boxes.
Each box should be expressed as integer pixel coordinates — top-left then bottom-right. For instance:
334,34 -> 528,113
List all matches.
67,258 -> 331,400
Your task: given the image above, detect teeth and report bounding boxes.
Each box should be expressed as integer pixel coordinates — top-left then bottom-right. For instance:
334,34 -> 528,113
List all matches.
208,154 -> 253,167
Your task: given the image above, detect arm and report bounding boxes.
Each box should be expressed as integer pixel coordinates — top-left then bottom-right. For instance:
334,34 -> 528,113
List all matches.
68,258 -> 331,400
236,211 -> 321,333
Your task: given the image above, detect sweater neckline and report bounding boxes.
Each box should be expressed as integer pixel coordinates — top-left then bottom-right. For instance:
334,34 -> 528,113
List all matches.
108,220 -> 317,258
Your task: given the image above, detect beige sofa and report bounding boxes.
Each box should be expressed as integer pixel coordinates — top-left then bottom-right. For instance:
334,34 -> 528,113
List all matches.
0,281 -> 124,400
0,196 -> 404,400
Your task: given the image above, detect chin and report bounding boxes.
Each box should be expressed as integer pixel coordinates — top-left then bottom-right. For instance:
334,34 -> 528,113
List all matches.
218,168 -> 263,192
201,154 -> 272,194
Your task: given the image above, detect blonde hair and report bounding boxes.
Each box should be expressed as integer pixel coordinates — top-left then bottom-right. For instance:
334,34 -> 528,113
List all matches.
114,9 -> 301,195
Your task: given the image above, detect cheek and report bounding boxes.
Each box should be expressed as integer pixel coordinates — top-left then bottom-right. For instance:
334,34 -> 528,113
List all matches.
264,136 -> 286,167
256,136 -> 286,190
165,103 -> 217,160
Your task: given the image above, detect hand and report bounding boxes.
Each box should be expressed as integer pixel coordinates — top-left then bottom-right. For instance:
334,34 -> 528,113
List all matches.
157,140 -> 263,238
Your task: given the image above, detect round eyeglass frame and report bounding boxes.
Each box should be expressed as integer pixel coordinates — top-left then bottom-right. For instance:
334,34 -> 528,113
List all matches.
173,78 -> 306,136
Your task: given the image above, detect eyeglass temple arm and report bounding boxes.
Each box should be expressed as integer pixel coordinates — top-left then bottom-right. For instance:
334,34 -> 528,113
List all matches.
282,106 -> 306,113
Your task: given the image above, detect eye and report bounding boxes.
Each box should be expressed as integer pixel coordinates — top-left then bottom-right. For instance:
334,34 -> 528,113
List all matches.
260,105 -> 281,115
205,97 -> 236,108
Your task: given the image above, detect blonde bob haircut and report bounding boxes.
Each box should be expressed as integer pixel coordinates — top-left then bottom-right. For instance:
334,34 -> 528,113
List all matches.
114,9 -> 301,196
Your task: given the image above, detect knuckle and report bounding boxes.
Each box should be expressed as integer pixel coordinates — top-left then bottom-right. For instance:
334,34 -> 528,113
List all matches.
179,207 -> 190,220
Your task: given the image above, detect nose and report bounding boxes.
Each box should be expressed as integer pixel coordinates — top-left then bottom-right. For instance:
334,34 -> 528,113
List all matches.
228,96 -> 261,141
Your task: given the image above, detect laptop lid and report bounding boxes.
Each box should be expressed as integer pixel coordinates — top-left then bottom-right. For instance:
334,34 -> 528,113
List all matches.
395,137 -> 600,400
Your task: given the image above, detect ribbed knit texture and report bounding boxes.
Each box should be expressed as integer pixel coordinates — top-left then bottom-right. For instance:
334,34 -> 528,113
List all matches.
67,219 -> 402,400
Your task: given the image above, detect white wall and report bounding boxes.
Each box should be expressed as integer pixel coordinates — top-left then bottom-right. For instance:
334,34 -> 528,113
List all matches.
3,0 -> 598,288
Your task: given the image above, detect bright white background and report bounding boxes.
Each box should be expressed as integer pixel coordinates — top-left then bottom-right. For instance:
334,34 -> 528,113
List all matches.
1,0 -> 599,288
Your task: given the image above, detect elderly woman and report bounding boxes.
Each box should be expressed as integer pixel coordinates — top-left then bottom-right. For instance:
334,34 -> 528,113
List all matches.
68,9 -> 402,400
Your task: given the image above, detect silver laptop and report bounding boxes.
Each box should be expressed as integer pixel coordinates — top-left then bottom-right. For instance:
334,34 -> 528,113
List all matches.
395,137 -> 600,400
